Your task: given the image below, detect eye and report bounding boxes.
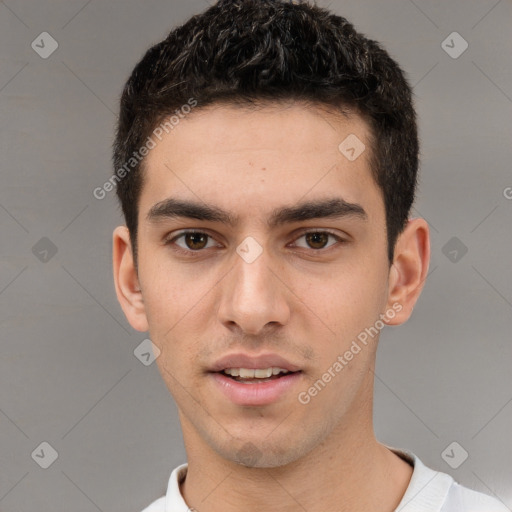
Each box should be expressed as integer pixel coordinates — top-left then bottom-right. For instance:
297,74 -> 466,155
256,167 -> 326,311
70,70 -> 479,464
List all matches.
291,230 -> 343,251
165,230 -> 220,253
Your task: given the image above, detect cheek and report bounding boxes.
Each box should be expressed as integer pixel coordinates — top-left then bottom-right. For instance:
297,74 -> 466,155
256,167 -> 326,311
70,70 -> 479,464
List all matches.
139,268 -> 186,354
140,253 -> 206,327
319,262 -> 387,337
141,265 -> 215,368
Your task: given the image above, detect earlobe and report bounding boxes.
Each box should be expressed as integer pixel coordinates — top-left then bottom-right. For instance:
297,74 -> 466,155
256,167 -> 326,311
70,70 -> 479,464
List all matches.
112,226 -> 149,332
384,218 -> 430,326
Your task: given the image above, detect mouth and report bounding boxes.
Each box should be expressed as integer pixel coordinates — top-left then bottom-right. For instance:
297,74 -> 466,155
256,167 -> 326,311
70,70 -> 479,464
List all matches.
207,353 -> 303,405
209,366 -> 303,406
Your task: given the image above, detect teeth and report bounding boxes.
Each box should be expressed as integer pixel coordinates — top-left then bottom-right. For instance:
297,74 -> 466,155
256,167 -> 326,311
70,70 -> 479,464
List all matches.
254,368 -> 272,378
223,367 -> 290,378
240,368 -> 255,378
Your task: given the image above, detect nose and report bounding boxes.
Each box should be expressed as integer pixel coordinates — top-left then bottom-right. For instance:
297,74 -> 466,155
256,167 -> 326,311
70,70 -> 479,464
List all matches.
217,244 -> 291,336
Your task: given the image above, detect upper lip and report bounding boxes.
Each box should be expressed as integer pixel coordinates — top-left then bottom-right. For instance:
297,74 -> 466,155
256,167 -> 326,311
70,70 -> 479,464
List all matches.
209,353 -> 302,373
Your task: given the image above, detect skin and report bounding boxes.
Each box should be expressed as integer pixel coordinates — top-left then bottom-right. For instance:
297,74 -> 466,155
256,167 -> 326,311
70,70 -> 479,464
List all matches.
113,101 -> 430,512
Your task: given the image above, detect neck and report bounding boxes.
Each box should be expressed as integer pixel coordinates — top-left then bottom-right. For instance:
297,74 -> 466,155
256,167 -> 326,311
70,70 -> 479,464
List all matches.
179,400 -> 413,512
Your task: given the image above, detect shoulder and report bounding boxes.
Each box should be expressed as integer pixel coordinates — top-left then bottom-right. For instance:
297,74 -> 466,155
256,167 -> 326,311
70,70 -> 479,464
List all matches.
387,446 -> 509,512
139,462 -> 189,512
442,481 -> 510,512
140,496 -> 165,512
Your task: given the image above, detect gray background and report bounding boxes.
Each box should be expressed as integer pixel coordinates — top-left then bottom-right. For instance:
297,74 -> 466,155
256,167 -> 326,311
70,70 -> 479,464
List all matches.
1,0 -> 511,510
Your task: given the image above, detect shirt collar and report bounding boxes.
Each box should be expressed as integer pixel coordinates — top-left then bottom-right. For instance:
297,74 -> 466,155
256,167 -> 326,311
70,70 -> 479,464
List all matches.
386,445 -> 453,511
165,463 -> 189,512
165,447 -> 453,511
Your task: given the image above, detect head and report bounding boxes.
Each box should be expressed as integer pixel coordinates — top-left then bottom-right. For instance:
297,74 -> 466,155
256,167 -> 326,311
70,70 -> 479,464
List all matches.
113,0 -> 419,270
113,0 -> 429,469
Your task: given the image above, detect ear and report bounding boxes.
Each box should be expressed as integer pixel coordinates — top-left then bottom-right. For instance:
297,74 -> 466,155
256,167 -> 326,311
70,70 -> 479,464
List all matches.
384,218 -> 430,326
112,226 -> 149,332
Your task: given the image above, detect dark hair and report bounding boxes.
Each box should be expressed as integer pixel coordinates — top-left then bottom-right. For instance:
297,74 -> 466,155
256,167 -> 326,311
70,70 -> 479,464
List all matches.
113,0 -> 418,268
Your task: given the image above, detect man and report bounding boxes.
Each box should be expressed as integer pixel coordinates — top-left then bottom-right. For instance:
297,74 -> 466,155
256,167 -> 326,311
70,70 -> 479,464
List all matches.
111,1 -> 508,510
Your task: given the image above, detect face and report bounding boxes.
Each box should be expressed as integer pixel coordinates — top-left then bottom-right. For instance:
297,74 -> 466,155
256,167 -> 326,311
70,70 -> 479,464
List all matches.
116,102 -> 408,468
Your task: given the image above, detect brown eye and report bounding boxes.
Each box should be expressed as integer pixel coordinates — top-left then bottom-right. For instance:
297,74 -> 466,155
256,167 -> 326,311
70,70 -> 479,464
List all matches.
165,231 -> 218,253
305,232 -> 330,249
293,231 -> 341,251
183,232 -> 209,250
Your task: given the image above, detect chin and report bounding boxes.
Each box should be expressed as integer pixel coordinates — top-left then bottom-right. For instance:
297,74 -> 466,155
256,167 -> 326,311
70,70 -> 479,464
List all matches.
217,437 -> 313,469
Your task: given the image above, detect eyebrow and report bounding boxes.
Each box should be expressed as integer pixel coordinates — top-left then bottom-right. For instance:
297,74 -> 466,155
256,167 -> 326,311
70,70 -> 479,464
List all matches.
146,197 -> 367,228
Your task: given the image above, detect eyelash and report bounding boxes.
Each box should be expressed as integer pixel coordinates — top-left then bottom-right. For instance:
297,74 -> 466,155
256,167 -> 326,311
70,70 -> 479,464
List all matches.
163,229 -> 346,257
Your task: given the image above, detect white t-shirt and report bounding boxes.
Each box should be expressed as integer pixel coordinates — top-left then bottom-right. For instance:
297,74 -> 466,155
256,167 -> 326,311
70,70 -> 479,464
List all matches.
141,447 -> 509,512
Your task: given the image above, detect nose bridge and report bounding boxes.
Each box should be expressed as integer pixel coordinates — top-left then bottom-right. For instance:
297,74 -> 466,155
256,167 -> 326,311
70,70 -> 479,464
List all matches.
235,242 -> 272,301
218,237 -> 290,334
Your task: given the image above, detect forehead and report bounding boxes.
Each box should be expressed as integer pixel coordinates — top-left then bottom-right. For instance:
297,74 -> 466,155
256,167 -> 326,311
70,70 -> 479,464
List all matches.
138,102 -> 383,226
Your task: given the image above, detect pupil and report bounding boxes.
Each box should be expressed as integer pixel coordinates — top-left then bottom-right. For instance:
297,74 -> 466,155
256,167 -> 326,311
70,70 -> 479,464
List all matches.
306,232 -> 327,249
186,233 -> 207,250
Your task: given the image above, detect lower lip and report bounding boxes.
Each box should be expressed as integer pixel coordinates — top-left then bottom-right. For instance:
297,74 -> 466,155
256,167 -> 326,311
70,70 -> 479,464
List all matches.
210,372 -> 302,406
